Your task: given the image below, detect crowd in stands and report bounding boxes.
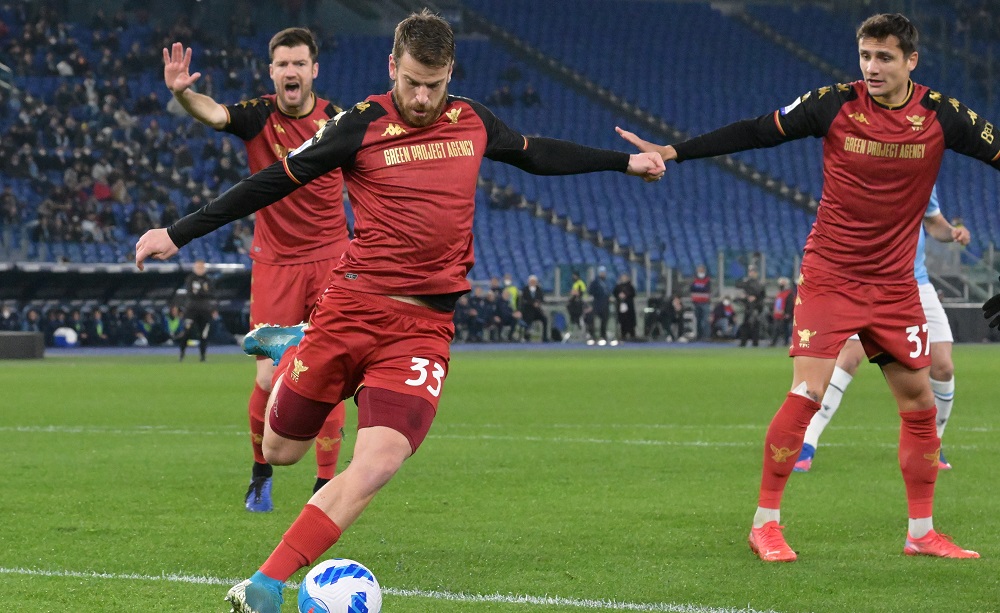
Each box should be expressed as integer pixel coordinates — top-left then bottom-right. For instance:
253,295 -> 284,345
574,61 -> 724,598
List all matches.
453,267 -> 798,346
1,301 -> 235,348
0,1 -> 271,259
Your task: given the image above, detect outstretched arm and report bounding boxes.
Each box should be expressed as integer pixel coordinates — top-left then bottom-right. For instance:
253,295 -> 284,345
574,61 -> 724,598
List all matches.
164,42 -> 228,129
135,162 -> 299,270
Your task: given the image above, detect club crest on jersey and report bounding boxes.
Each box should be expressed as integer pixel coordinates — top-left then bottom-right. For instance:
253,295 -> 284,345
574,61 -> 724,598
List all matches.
290,358 -> 309,382
382,123 -> 407,137
797,329 -> 817,348
446,108 -> 461,124
906,115 -> 925,131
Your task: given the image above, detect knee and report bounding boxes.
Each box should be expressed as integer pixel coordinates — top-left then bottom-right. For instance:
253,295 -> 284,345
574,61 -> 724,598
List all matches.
929,361 -> 954,381
262,439 -> 308,466
350,451 -> 407,494
255,370 -> 275,392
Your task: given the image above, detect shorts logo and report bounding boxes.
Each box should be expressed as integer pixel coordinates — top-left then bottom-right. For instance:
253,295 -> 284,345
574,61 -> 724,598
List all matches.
770,444 -> 799,463
797,329 -> 817,348
345,273 -> 358,280
290,357 -> 309,382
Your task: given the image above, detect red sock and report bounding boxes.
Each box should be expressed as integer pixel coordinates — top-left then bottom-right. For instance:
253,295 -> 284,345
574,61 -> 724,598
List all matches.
315,402 -> 346,481
758,392 -> 820,508
260,504 -> 343,581
248,383 -> 270,465
899,407 -> 939,518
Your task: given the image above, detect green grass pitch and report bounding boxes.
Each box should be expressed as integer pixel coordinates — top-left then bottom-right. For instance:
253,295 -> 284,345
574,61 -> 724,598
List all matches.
2,345 -> 998,612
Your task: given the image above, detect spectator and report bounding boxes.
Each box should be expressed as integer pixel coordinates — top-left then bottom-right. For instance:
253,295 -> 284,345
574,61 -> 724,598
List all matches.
497,287 -> 524,341
1,304 -> 21,331
711,295 -> 736,339
565,287 -> 585,341
666,294 -> 687,342
770,276 -> 795,347
486,84 -> 514,106
519,274 -> 549,342
85,308 -> 111,346
613,272 -> 637,341
20,307 -> 42,333
521,83 -> 541,107
736,265 -> 766,347
588,266 -> 612,341
689,263 -> 712,340
139,310 -> 171,346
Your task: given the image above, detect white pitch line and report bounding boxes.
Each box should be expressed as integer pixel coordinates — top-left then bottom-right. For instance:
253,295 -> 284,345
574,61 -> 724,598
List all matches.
0,425 -> 991,451
431,433 -> 753,447
0,567 -> 778,613
0,425 -> 245,436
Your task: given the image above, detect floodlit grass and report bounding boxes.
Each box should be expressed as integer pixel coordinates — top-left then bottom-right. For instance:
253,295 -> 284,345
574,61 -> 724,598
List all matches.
2,345 -> 998,612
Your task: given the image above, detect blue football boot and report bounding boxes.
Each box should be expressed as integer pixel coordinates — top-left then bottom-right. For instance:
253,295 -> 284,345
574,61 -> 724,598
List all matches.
242,323 -> 306,366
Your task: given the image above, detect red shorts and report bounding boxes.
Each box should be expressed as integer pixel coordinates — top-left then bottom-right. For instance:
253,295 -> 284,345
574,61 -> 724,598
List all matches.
282,286 -> 454,410
249,258 -> 339,330
791,266 -> 930,370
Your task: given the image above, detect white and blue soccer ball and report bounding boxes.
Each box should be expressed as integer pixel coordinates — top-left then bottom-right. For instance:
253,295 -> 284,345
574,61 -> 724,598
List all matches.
53,326 -> 78,347
298,558 -> 382,613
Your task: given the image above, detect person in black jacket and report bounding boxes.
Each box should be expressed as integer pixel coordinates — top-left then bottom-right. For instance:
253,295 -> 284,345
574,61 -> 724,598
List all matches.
178,259 -> 214,361
519,274 -> 548,342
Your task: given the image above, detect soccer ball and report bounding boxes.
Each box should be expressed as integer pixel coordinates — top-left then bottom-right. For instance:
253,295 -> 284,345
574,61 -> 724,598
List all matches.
298,558 -> 382,613
53,326 -> 78,347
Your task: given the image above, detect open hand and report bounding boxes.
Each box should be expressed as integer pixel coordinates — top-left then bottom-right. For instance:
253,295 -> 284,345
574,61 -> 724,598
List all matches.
616,126 -> 677,163
163,42 -> 201,94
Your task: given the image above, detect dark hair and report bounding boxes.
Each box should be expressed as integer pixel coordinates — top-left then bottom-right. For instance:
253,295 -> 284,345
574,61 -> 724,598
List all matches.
392,9 -> 454,68
269,27 -> 319,62
856,13 -> 918,57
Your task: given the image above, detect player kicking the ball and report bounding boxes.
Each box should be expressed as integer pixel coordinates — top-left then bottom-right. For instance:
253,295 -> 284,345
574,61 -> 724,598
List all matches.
136,10 -> 664,612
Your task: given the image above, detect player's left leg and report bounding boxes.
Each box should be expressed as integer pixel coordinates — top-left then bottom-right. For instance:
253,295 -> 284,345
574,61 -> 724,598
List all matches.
929,341 -> 955,469
881,361 -> 977,558
920,282 -> 956,468
231,388 -> 431,613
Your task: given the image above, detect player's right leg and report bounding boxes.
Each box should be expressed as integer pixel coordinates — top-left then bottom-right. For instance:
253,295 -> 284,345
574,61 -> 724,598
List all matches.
751,355 -> 835,561
796,338 -> 865,472
244,358 -> 279,513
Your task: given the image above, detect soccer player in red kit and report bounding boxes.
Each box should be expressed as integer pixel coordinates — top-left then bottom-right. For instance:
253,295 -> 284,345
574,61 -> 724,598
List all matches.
619,13 -> 998,561
138,10 -> 665,612
163,29 -> 349,513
